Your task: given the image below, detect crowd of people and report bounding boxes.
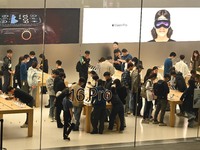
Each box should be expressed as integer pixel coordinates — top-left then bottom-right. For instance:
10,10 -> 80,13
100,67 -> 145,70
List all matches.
0,42 -> 200,140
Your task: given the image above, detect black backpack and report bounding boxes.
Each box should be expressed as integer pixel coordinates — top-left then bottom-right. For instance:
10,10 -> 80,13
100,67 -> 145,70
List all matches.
153,80 -> 165,98
176,72 -> 187,92
76,61 -> 81,72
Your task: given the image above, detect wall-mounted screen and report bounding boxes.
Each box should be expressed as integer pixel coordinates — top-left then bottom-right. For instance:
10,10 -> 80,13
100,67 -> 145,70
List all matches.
82,8 -> 141,43
82,8 -> 200,43
0,8 -> 80,44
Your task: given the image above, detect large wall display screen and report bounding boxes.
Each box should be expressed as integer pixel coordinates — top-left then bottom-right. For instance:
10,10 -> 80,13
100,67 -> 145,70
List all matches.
0,8 -> 80,44
82,8 -> 200,43
82,8 -> 141,44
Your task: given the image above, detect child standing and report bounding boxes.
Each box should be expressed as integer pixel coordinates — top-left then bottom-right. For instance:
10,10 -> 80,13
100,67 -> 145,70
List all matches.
62,88 -> 75,140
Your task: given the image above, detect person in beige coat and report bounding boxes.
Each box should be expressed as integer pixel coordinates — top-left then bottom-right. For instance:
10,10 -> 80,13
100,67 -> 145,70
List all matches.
96,56 -> 115,81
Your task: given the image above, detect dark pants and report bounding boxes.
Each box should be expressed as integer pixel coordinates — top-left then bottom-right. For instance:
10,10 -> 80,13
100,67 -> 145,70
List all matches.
143,99 -> 153,119
63,111 -> 74,138
91,106 -> 106,133
132,92 -> 142,116
0,77 -> 2,90
24,98 -> 34,124
154,99 -> 168,123
109,105 -> 124,131
179,104 -> 184,114
56,105 -> 63,127
2,71 -> 11,93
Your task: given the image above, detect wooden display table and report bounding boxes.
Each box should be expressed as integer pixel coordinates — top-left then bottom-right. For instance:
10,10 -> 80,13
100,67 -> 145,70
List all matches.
0,97 -> 33,137
84,102 -> 114,133
168,90 -> 183,127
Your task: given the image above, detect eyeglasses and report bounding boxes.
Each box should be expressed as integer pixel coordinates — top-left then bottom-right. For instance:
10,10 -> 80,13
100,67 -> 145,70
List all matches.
154,20 -> 170,29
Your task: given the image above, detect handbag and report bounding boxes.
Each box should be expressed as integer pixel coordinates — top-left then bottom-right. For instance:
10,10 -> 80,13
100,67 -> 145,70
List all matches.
141,82 -> 147,99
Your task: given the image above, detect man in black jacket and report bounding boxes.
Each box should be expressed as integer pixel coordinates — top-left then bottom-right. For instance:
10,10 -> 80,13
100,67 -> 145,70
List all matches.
90,80 -> 107,134
2,49 -> 13,93
27,51 -> 38,69
54,71 -> 66,128
76,50 -> 90,88
103,72 -> 113,90
153,74 -> 170,126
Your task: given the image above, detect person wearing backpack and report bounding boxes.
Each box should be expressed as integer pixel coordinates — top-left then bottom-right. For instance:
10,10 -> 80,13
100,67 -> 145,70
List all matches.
121,62 -> 134,114
142,73 -> 157,124
76,50 -> 90,88
153,74 -> 170,126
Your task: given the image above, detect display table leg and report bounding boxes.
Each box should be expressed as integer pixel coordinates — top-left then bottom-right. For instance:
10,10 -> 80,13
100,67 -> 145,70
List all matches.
27,109 -> 34,137
169,102 -> 176,127
85,105 -> 92,133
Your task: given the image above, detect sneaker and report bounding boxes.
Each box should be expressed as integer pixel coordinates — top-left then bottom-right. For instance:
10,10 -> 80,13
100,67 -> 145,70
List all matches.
45,104 -> 50,108
153,120 -> 159,124
127,111 -> 131,115
142,119 -> 149,124
51,118 -> 55,122
57,124 -> 64,128
159,122 -> 167,126
20,123 -> 28,128
64,135 -> 70,141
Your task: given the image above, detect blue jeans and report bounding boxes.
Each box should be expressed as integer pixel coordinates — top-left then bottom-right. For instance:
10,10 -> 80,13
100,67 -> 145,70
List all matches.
143,99 -> 153,119
49,95 -> 55,118
74,106 -> 83,129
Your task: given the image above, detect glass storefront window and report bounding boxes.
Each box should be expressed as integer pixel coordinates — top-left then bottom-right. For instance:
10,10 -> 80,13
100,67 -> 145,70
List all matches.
0,0 -> 200,149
